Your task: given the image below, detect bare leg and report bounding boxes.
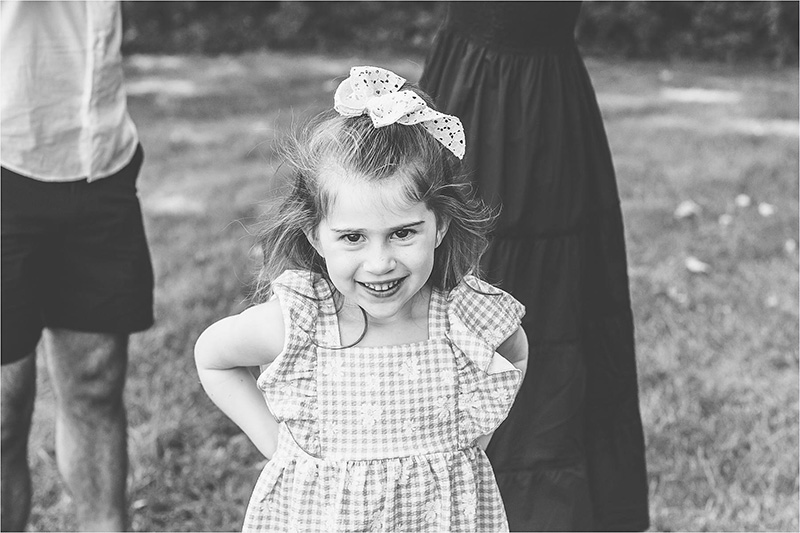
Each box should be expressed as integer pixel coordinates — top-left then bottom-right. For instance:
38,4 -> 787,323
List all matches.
1,352 -> 37,532
42,330 -> 129,532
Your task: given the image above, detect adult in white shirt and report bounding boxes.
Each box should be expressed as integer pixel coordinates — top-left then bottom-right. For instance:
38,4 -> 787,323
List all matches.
1,2 -> 153,530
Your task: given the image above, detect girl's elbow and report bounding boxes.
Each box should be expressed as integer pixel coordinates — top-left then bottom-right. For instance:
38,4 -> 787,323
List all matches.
498,326 -> 528,365
515,327 -> 529,363
519,340 -> 530,363
194,326 -> 220,370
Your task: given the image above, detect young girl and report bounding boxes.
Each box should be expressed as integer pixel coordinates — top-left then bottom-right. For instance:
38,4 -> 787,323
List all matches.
195,66 -> 528,532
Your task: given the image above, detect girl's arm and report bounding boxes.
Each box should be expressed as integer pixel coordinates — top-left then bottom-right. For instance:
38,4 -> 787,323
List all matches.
194,300 -> 286,459
497,325 -> 529,380
477,326 -> 529,450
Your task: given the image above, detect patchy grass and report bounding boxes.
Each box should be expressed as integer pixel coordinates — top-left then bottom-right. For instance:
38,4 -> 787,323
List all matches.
24,52 -> 797,531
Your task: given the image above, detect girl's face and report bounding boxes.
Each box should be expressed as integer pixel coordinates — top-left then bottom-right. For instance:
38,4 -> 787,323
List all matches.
307,168 -> 447,326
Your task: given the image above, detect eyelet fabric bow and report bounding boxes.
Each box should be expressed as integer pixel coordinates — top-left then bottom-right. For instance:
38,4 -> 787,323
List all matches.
334,66 -> 466,160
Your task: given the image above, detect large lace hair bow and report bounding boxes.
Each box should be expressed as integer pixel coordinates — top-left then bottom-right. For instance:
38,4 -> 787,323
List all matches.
333,66 -> 465,160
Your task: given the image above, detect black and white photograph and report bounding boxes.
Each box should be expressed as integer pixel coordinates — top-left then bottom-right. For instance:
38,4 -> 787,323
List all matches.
1,1 -> 797,532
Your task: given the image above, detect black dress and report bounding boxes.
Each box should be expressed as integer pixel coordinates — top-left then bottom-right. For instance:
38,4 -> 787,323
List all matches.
420,2 -> 649,531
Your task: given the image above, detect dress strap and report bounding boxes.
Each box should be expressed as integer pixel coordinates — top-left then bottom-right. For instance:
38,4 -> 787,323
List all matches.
428,286 -> 447,339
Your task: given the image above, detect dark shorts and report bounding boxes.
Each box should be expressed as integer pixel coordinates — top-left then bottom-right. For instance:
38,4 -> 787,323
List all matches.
2,145 -> 154,364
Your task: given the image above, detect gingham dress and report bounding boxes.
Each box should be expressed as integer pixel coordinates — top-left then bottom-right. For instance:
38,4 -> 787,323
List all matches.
243,269 -> 524,532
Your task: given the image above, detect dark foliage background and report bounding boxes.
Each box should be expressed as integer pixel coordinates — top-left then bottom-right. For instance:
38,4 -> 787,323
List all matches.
122,1 -> 798,65
121,1 -> 442,56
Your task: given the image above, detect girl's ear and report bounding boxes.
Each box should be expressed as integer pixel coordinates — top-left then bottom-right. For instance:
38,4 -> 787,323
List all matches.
435,217 -> 450,249
303,228 -> 324,257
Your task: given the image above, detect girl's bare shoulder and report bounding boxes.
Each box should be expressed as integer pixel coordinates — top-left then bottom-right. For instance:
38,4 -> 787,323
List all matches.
233,299 -> 286,359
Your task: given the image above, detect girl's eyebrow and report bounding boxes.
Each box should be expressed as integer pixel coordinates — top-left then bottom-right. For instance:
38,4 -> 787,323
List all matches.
330,220 -> 426,234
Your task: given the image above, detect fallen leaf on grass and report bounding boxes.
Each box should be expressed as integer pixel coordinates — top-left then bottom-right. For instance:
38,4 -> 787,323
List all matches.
718,214 -> 733,226
674,199 -> 701,219
685,256 -> 711,273
667,286 -> 689,305
758,202 -> 776,217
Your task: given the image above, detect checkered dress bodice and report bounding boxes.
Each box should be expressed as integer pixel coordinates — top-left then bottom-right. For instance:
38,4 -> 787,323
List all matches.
244,270 -> 524,532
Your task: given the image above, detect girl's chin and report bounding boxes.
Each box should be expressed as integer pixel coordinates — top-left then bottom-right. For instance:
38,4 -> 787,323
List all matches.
359,297 -> 410,320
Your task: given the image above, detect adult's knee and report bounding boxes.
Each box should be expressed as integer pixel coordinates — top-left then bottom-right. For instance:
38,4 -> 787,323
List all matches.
66,362 -> 127,413
1,353 -> 36,453
44,331 -> 128,413
1,407 -> 33,453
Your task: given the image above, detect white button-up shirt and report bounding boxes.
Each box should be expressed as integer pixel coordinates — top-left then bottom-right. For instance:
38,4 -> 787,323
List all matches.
1,0 -> 138,182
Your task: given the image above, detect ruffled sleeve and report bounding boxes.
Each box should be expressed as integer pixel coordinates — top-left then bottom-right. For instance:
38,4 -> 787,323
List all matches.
256,269 -> 332,455
445,275 -> 525,446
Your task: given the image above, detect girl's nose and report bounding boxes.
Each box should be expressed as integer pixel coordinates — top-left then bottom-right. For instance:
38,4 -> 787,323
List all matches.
363,245 -> 396,274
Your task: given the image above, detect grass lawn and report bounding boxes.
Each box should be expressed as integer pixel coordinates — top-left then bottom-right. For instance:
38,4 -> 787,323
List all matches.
25,52 -> 798,531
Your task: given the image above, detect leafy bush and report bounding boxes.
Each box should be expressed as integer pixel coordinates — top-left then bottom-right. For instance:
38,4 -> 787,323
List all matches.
122,1 -> 442,55
122,1 -> 798,65
577,1 -> 799,65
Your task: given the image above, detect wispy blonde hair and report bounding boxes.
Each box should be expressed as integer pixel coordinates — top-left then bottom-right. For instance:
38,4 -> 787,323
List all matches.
253,83 -> 494,303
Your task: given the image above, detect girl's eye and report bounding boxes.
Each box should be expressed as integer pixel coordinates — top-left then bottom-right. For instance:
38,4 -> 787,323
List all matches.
394,229 -> 415,239
343,234 -> 362,243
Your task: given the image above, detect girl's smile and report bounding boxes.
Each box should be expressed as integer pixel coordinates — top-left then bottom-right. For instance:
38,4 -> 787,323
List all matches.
358,277 -> 404,296
307,168 -> 447,328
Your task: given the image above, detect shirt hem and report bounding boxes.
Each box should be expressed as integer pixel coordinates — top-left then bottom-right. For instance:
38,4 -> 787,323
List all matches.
0,140 -> 139,183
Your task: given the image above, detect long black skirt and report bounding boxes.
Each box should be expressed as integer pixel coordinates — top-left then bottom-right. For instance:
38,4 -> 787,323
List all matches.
420,9 -> 650,532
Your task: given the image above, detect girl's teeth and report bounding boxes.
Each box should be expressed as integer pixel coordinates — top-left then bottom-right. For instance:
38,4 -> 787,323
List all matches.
363,280 -> 399,291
